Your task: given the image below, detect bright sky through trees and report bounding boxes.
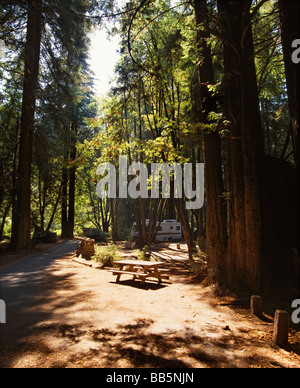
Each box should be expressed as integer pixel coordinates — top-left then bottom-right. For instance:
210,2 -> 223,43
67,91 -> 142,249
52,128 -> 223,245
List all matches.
87,0 -> 182,98
88,28 -> 121,98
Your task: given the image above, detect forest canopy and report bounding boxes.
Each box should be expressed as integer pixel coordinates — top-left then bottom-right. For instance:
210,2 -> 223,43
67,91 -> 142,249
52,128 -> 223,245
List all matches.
0,0 -> 299,293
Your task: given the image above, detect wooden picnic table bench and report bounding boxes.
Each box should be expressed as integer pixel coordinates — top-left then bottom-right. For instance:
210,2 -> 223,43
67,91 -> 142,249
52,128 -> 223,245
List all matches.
107,260 -> 169,285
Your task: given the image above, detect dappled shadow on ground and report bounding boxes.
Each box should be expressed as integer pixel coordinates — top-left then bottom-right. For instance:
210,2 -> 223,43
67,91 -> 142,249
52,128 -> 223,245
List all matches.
3,283 -> 299,369
10,317 -> 297,369
1,241 -> 299,368
1,297 -> 299,368
0,241 -> 88,367
0,269 -> 90,367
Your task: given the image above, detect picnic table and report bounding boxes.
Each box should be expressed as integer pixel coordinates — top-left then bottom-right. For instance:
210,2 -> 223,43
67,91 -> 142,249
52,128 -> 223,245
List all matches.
107,260 -> 170,285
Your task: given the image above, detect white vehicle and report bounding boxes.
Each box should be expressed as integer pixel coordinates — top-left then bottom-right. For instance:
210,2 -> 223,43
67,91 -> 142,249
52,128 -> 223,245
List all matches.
131,219 -> 182,242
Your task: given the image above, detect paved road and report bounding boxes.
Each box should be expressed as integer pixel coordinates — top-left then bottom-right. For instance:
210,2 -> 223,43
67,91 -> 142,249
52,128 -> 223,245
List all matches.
0,240 -> 78,356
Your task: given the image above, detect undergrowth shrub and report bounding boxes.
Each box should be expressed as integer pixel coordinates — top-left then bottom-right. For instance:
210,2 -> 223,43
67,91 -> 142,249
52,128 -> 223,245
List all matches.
92,244 -> 120,267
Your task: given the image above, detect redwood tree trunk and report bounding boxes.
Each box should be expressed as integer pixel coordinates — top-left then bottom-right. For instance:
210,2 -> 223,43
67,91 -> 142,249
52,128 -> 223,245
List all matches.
61,121 -> 77,239
218,0 -> 246,285
11,0 -> 42,251
67,122 -> 77,238
239,2 -> 265,290
194,0 -> 227,275
61,163 -> 69,238
174,197 -> 196,260
217,0 -> 265,290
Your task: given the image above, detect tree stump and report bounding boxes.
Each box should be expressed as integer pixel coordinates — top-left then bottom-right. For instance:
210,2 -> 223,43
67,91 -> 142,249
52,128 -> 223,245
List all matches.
273,310 -> 289,346
177,243 -> 181,250
83,239 -> 95,260
76,238 -> 95,260
251,295 -> 263,317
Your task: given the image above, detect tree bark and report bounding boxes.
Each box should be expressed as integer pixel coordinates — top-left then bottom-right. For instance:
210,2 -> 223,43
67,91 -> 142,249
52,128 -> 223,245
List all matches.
217,0 -> 265,290
61,157 -> 69,238
0,201 -> 11,240
61,120 -> 77,239
46,184 -> 62,232
11,0 -> 42,251
67,121 -> 77,238
194,0 -> 227,275
174,197 -> 196,259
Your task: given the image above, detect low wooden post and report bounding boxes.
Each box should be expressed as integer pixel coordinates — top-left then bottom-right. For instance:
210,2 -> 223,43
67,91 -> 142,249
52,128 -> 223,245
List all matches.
83,239 -> 95,260
77,238 -> 95,260
273,310 -> 289,346
177,243 -> 181,250
251,295 -> 263,317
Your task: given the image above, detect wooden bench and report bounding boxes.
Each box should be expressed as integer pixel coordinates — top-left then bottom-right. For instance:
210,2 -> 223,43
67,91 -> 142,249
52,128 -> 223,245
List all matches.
147,268 -> 170,279
130,266 -> 170,273
108,260 -> 170,285
105,266 -> 170,273
108,270 -> 150,284
155,268 -> 171,273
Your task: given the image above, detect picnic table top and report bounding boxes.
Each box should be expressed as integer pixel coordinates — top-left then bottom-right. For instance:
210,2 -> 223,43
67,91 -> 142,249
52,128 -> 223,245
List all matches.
113,260 -> 165,267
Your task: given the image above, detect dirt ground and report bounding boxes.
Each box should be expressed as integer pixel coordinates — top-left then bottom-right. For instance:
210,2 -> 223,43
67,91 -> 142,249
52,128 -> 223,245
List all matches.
0,240 -> 299,368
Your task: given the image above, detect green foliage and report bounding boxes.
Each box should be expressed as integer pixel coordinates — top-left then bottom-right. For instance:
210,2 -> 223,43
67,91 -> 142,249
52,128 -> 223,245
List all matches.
188,260 -> 208,280
0,0 -> 112,241
134,245 -> 151,261
252,0 -> 291,159
92,244 -> 120,267
0,0 -> 295,248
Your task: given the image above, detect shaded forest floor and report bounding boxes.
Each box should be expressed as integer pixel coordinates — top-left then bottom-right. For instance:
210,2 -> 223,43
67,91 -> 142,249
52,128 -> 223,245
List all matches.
0,240 -> 299,368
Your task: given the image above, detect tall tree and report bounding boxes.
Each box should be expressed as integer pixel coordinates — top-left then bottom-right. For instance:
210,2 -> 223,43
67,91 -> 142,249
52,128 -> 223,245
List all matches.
193,0 -> 227,275
217,0 -> 265,290
11,0 -> 42,251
